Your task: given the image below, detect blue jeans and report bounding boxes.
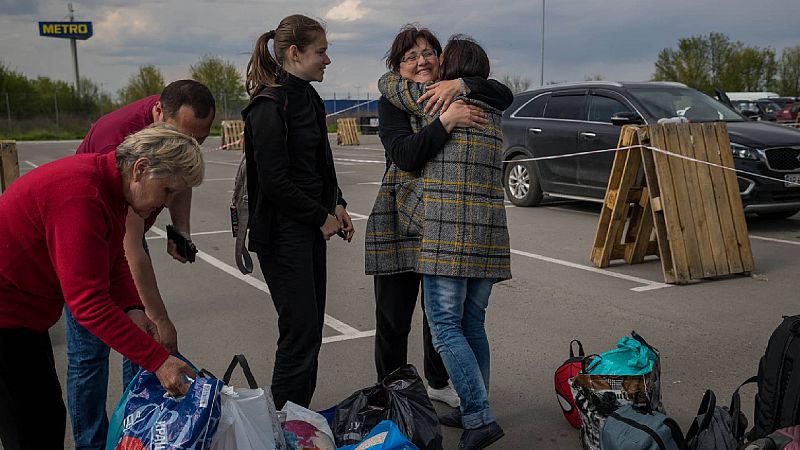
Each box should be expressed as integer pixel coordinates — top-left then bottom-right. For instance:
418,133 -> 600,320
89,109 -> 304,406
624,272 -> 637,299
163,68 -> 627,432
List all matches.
65,237 -> 146,449
65,308 -> 139,449
423,275 -> 496,429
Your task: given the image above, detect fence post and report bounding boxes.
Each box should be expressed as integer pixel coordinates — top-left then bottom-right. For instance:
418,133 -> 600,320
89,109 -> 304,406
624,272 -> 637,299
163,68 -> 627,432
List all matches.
54,94 -> 60,129
4,93 -> 10,132
222,92 -> 228,120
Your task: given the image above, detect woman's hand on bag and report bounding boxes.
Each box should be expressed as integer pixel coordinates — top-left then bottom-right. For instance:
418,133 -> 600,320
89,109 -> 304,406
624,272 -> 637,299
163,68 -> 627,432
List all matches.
439,100 -> 488,132
335,205 -> 355,242
418,79 -> 462,115
155,355 -> 195,396
320,214 -> 341,240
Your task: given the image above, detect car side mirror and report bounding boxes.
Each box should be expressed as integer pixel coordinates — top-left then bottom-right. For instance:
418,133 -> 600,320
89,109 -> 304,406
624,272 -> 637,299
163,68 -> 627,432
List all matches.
610,112 -> 644,126
740,110 -> 759,120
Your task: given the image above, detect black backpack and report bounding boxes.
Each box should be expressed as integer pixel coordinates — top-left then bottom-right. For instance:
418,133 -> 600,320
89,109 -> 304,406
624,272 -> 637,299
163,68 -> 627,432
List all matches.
232,87 -> 288,275
684,388 -> 748,450
748,315 -> 800,440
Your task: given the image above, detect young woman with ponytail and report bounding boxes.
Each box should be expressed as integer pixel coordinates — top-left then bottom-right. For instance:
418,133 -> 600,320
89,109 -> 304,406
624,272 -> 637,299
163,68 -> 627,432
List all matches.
241,14 -> 353,410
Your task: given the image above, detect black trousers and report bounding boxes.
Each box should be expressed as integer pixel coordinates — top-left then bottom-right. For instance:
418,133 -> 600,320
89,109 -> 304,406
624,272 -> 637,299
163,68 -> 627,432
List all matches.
0,328 -> 66,450
257,218 -> 326,410
374,272 -> 449,388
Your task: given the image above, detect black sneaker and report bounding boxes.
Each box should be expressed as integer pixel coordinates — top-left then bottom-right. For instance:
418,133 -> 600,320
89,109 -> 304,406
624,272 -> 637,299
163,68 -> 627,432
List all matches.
457,422 -> 505,450
438,409 -> 464,429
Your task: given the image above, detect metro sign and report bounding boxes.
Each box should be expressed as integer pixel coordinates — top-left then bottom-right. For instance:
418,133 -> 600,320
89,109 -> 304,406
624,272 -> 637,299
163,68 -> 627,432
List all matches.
39,21 -> 93,40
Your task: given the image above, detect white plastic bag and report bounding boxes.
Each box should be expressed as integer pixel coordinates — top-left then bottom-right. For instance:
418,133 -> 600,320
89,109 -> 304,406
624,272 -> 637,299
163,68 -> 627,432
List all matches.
281,401 -> 336,450
210,355 -> 286,450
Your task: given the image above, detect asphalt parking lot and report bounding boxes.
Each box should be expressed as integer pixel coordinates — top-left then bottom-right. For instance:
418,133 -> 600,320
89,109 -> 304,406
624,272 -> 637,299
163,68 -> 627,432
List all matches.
13,134 -> 800,449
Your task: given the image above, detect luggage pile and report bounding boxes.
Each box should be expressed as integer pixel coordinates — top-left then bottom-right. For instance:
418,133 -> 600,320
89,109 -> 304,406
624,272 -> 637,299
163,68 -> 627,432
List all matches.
106,357 -> 434,450
556,315 -> 800,450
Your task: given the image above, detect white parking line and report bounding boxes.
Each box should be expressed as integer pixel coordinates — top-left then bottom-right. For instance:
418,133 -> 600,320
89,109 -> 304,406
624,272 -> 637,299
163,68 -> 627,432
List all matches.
750,235 -> 800,246
206,160 -> 239,166
149,226 -> 375,344
509,249 -> 671,292
24,160 -> 39,168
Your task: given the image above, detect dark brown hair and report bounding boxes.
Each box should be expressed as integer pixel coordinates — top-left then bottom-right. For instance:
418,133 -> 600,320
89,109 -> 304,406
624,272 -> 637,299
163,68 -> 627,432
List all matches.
160,80 -> 215,120
384,24 -> 442,72
246,14 -> 325,98
440,34 -> 490,80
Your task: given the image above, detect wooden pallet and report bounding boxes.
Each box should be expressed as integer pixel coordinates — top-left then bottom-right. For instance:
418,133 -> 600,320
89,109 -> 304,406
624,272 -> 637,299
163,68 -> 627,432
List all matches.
336,117 -> 359,146
591,123 -> 754,284
220,120 -> 245,151
1,140 -> 19,194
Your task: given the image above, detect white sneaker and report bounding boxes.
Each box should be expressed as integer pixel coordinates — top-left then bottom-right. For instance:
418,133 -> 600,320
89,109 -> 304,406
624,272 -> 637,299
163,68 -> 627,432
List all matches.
427,384 -> 461,408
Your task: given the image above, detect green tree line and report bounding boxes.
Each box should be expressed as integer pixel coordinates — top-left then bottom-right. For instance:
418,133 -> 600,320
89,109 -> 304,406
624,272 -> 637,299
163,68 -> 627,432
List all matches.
653,32 -> 800,96
1,55 -> 245,126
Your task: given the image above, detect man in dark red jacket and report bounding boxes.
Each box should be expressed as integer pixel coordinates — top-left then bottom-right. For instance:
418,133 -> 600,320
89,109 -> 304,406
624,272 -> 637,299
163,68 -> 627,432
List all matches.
0,124 -> 201,449
68,80 -> 215,450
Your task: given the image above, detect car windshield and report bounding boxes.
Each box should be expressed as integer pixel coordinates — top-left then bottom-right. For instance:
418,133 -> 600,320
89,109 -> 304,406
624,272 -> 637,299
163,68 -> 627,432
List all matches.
628,87 -> 744,122
759,101 -> 782,113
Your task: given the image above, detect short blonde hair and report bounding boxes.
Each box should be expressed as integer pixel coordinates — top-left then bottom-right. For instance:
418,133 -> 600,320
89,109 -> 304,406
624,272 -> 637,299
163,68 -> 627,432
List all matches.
116,123 -> 204,187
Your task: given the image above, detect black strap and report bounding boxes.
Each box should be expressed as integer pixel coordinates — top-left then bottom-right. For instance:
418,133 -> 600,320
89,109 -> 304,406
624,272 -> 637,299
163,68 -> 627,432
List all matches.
609,411 -> 669,450
631,330 -> 659,353
570,340 -> 585,359
664,417 -> 689,450
222,354 -> 259,389
685,390 -> 717,443
732,376 -> 758,438
581,354 -> 602,373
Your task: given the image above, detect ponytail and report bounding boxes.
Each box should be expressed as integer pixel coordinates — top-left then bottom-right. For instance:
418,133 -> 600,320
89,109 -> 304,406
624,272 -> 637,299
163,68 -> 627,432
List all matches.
246,15 -> 326,98
246,30 -> 281,98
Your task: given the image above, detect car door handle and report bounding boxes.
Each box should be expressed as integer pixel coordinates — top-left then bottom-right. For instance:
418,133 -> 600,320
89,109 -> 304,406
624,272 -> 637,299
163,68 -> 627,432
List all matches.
529,128 -> 542,134
580,132 -> 597,139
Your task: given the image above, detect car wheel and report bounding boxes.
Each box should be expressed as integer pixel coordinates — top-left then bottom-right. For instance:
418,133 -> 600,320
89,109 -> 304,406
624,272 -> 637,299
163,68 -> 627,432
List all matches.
756,209 -> 800,220
504,155 -> 543,207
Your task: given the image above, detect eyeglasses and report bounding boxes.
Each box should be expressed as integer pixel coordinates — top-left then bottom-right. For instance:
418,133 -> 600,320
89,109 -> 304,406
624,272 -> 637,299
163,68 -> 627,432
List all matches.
400,49 -> 437,64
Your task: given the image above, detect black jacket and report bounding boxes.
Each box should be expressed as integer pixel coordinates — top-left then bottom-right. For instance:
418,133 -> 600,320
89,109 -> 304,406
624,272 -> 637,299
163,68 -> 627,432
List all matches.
242,74 -> 345,253
378,77 -> 514,172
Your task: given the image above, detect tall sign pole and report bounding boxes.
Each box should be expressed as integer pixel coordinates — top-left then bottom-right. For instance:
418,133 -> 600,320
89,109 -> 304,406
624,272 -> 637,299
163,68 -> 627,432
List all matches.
68,3 -> 80,95
540,0 -> 545,86
38,8 -> 92,95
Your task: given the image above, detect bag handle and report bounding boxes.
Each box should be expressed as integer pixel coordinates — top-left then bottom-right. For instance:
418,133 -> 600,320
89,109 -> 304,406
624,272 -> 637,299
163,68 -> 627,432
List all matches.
664,417 -> 689,450
631,330 -> 658,354
685,389 -> 717,443
570,340 -> 585,358
581,354 -> 602,373
731,376 -> 758,439
222,354 -> 259,389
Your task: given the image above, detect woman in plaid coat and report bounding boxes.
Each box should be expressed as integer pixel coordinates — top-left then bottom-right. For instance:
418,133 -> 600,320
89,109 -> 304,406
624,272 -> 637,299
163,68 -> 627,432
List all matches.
377,36 -> 511,450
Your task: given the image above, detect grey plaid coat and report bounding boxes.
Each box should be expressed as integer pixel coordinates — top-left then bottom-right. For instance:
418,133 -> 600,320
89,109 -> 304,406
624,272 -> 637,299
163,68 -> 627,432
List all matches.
371,72 -> 511,280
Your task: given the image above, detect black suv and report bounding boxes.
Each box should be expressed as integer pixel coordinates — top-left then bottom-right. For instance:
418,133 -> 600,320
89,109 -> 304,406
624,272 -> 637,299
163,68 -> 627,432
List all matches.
501,81 -> 800,219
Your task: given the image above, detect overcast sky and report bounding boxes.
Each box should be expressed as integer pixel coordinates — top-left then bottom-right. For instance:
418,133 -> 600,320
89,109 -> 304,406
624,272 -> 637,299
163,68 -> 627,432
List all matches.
1,0 -> 798,100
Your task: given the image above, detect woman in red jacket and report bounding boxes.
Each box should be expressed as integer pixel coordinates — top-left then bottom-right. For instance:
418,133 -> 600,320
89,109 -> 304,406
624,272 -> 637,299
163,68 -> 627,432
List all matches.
0,124 -> 200,449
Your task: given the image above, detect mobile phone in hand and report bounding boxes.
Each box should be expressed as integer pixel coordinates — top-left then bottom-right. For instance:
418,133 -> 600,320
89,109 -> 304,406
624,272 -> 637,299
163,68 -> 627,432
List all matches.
166,225 -> 197,263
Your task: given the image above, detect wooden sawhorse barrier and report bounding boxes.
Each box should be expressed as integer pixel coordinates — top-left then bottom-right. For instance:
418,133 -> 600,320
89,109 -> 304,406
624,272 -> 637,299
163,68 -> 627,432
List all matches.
336,117 -> 359,146
591,123 -> 754,284
220,120 -> 245,151
1,140 -> 19,194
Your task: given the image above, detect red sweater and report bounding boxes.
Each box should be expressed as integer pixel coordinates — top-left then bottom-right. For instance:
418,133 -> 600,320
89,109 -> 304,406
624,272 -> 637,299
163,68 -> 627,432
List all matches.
0,152 -> 169,372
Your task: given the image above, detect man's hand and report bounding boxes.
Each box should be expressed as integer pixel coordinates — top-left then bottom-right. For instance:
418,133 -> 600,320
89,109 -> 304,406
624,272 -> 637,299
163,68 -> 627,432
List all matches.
320,214 -> 341,240
335,205 -> 355,242
167,228 -> 191,263
418,79 -> 462,115
127,309 -> 160,343
154,355 -> 195,396
153,317 -> 179,355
